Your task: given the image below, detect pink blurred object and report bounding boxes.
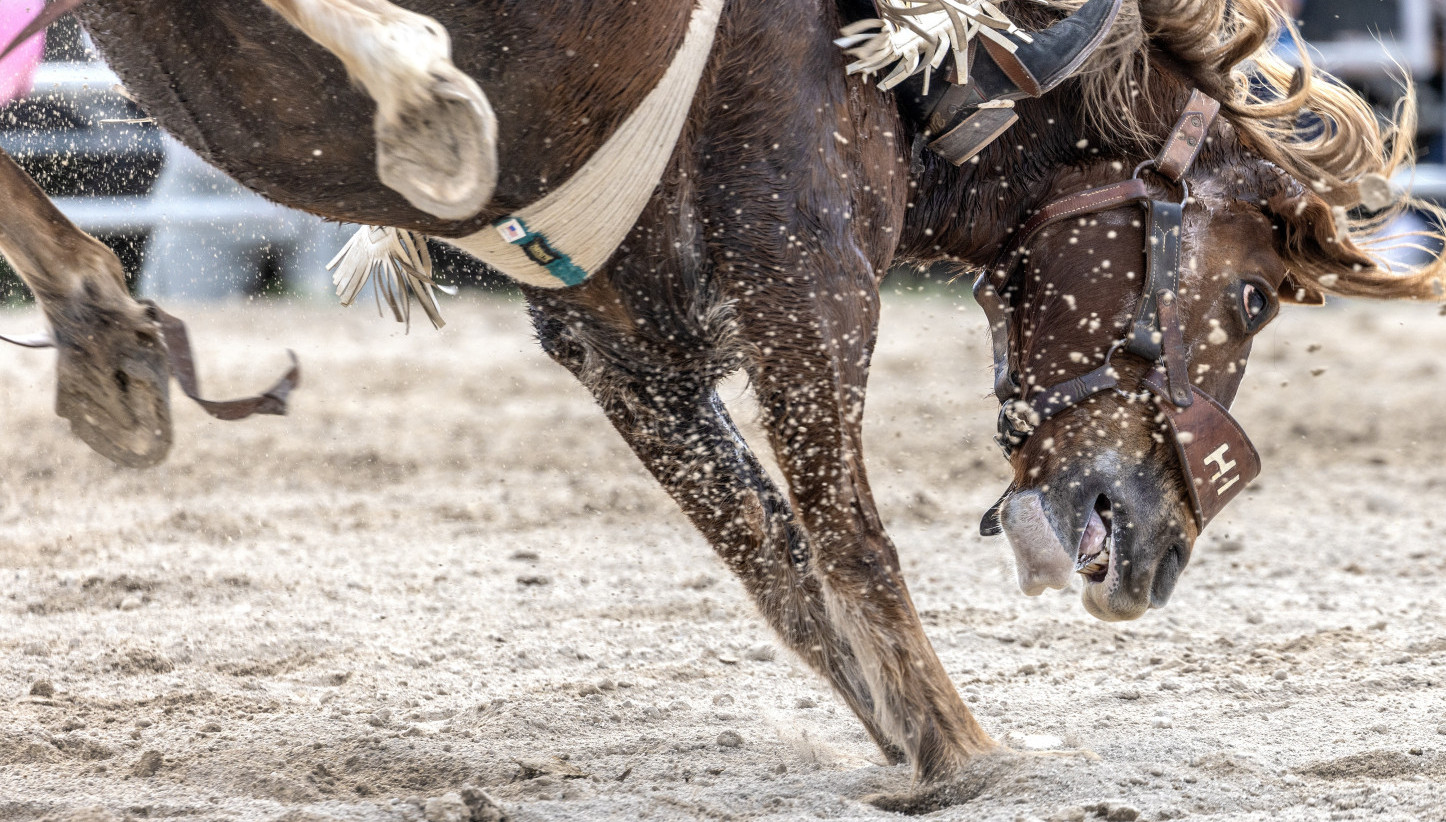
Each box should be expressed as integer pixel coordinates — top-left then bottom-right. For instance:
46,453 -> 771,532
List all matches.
0,1 -> 46,106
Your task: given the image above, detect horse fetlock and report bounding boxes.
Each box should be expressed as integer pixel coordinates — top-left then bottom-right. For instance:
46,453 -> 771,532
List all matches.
880,685 -> 998,783
866,750 -> 1029,814
814,583 -> 995,779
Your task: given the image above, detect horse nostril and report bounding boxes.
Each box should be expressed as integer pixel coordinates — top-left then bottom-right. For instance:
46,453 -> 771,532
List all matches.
1150,543 -> 1186,607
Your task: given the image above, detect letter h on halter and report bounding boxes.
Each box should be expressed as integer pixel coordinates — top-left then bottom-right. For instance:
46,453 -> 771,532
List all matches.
1202,443 -> 1240,495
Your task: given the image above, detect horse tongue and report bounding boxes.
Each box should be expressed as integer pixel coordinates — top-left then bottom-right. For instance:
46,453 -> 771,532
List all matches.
1000,491 -> 1075,596
1078,507 -> 1107,562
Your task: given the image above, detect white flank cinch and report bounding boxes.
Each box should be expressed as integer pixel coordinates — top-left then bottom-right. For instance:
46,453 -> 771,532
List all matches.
443,0 -> 725,288
835,0 -> 1029,93
327,0 -> 726,324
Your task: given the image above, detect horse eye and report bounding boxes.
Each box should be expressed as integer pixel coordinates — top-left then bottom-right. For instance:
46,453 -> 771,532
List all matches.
1241,283 -> 1268,319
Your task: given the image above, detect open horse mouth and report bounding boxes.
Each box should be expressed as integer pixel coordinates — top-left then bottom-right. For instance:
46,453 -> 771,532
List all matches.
1074,496 -> 1113,586
1001,481 -> 1188,621
1075,492 -> 1149,622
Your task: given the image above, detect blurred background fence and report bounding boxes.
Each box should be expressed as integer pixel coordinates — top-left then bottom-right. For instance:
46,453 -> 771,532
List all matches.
0,2 -> 1443,303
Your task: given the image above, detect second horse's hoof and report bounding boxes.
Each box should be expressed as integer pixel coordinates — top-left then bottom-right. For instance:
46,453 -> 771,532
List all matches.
51,290 -> 173,468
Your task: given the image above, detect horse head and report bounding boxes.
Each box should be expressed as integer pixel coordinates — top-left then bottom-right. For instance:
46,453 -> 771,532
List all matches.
898,0 -> 1445,621
985,147 -> 1336,620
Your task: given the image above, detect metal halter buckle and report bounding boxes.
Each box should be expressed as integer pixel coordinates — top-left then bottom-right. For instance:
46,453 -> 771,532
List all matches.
1132,159 -> 1190,205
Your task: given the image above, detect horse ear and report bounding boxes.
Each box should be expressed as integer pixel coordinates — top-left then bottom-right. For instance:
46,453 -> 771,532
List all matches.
1279,274 -> 1326,306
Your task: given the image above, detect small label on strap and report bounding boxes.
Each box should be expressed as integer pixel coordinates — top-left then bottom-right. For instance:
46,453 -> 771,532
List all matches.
491,217 -> 588,287
495,218 -> 528,244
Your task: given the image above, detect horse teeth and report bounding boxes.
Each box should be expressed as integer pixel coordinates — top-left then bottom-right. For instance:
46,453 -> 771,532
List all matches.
1075,552 -> 1108,575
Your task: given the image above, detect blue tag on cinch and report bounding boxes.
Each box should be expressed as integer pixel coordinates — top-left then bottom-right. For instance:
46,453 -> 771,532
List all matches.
493,217 -> 588,286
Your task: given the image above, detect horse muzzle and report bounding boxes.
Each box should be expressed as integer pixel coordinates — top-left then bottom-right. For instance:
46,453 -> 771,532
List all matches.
997,451 -> 1196,622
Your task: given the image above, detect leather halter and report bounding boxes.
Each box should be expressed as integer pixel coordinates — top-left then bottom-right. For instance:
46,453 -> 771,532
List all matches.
975,90 -> 1260,529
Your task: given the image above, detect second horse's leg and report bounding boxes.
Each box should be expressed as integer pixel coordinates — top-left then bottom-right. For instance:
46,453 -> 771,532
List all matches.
0,150 -> 170,466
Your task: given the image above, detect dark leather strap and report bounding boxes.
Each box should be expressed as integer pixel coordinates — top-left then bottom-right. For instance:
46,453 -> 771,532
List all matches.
1153,90 -> 1220,182
1144,371 -> 1261,528
1155,290 -> 1193,407
1011,178 -> 1150,261
972,271 -> 1017,403
994,360 -> 1119,451
145,302 -> 300,420
1025,361 -> 1119,421
1124,199 -> 1182,361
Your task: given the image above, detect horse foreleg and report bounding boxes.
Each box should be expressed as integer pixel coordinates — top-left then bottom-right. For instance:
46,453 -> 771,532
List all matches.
740,283 -> 998,787
529,304 -> 907,765
0,150 -> 171,466
259,0 -> 498,220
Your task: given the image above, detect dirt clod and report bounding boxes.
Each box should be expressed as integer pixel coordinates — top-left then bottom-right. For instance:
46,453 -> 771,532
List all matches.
516,757 -> 588,780
131,750 -> 164,777
460,788 -> 510,822
743,644 -> 775,662
716,731 -> 744,748
424,793 -> 469,822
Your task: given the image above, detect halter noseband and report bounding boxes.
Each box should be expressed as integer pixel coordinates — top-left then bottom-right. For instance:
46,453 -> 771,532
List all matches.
975,90 -> 1260,530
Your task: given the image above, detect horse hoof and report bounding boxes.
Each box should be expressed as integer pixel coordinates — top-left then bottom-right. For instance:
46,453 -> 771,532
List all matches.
52,299 -> 173,468
864,748 -> 1096,814
375,64 -> 498,221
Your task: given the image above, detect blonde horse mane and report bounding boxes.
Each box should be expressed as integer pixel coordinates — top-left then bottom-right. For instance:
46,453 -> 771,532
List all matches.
1034,0 -> 1445,301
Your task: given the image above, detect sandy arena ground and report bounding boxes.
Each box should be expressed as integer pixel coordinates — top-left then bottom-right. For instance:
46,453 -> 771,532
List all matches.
2,291 -> 1445,822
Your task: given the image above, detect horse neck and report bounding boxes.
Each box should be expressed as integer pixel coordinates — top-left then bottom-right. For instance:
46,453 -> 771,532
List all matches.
896,96 -> 1083,268
896,72 -> 1196,269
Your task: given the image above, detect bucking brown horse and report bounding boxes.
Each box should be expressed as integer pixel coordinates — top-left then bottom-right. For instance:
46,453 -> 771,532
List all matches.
0,0 -> 1439,807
